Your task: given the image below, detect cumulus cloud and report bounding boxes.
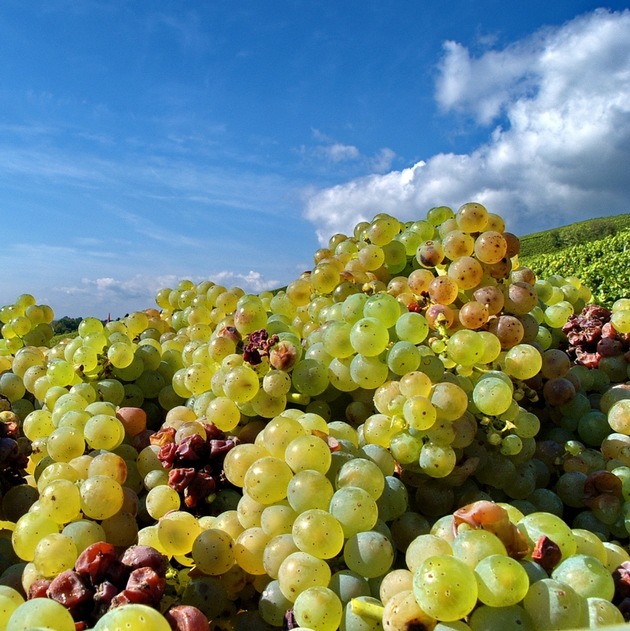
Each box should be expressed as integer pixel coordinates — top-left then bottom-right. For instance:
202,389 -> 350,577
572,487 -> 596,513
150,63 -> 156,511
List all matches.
304,8 -> 630,242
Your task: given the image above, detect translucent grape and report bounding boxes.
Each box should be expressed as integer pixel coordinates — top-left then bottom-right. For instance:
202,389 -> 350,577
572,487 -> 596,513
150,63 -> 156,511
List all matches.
6,598 -> 76,631
33,532 -> 77,578
191,528 -> 235,575
243,456 -> 294,504
474,554 -> 530,607
350,317 -> 390,356
287,469 -> 334,513
413,554 -> 478,621
79,475 -> 125,520
284,435 -> 332,475
294,586 -> 343,631
551,554 -> 614,600
292,509 -> 345,559
522,578 -> 585,630
344,531 -> 394,578
472,376 -> 514,416
278,551 -> 332,602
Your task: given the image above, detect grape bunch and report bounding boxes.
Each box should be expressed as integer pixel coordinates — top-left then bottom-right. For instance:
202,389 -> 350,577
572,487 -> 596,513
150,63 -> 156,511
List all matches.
0,201 -> 630,629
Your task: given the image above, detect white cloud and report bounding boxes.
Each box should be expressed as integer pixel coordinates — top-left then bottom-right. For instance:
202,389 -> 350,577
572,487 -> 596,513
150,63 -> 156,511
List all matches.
304,8 -> 630,241
306,128 -> 396,172
325,143 -> 361,162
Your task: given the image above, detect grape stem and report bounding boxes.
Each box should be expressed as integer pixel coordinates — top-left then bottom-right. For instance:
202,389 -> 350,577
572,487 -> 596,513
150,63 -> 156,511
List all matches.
350,597 -> 384,620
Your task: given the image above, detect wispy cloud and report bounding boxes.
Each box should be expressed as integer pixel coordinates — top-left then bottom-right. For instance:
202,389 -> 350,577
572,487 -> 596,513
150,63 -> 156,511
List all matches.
303,9 -> 630,241
303,129 -> 396,174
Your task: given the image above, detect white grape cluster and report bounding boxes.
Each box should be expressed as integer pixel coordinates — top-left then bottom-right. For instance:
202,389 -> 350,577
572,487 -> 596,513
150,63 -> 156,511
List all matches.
0,202 -> 630,629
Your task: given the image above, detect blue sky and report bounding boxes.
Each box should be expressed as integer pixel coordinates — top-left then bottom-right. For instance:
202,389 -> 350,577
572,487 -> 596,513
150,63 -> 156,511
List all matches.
1,1 -> 629,319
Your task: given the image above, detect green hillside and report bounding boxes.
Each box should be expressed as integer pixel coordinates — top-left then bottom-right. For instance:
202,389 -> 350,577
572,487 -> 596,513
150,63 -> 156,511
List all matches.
518,213 -> 630,257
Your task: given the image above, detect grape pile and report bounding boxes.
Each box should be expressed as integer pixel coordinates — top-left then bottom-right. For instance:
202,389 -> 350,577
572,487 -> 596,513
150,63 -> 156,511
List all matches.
0,202 -> 630,630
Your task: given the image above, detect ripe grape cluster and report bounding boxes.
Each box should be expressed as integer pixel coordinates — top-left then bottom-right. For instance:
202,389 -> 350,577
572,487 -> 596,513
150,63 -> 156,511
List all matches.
0,202 -> 630,629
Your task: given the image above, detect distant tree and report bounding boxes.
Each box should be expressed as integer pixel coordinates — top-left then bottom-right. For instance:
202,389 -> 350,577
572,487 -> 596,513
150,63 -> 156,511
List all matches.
52,316 -> 83,335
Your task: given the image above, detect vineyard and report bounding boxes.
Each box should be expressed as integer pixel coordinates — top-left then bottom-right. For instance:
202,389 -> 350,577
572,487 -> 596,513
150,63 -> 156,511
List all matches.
520,228 -> 630,308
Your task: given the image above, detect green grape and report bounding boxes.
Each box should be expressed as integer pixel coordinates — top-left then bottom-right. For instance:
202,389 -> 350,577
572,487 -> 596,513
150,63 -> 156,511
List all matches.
263,533 -> 300,578
191,528 -> 235,575
222,443 -> 269,487
344,531 -> 394,579
413,554 -> 478,621
522,578 -> 585,630
183,362 -> 215,395
329,486 -> 378,538
376,475 -> 408,522
513,409 -> 541,439
278,551 -> 332,602
468,604 -> 535,631
83,414 -> 125,450
92,603 -> 171,630
474,554 -> 530,607
472,376 -> 513,416
221,364 -> 260,402
504,343 -> 543,380
611,308 -> 630,334
37,478 -> 82,524
236,493 -> 265,529
584,596 -> 625,626
544,301 -> 574,328
205,395 -> 241,431
349,318 -> 390,356
330,570 -> 371,606
363,293 -> 401,328
157,510 -> 202,557
45,426 -> 85,463
61,519 -> 106,555
287,469 -> 334,513
22,409 -> 55,441
263,415 -> 308,458
609,400 -> 630,435
107,341 -> 135,368
402,395 -> 436,430
33,532 -> 77,578
419,442 -> 456,478
342,293 -> 370,324
243,456 -> 294,504
430,382 -> 468,421
145,484 -> 181,519
259,579 -> 294,627
446,330 -> 485,367
389,430 -> 423,464
284,434 -> 332,475
451,528 -> 507,568
0,588 -> 24,631
294,586 -> 343,631
292,358 -> 329,396
260,503 -> 298,537
11,512 -> 59,562
0,373 -> 26,403
36,461 -> 81,492
362,413 -> 405,448
6,598 -> 76,631
322,320 -> 354,358
386,341 -> 421,375
551,554 -> 614,600
336,458 -> 385,499
292,509 -> 345,559
79,475 -> 125,520
395,311 -> 429,345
